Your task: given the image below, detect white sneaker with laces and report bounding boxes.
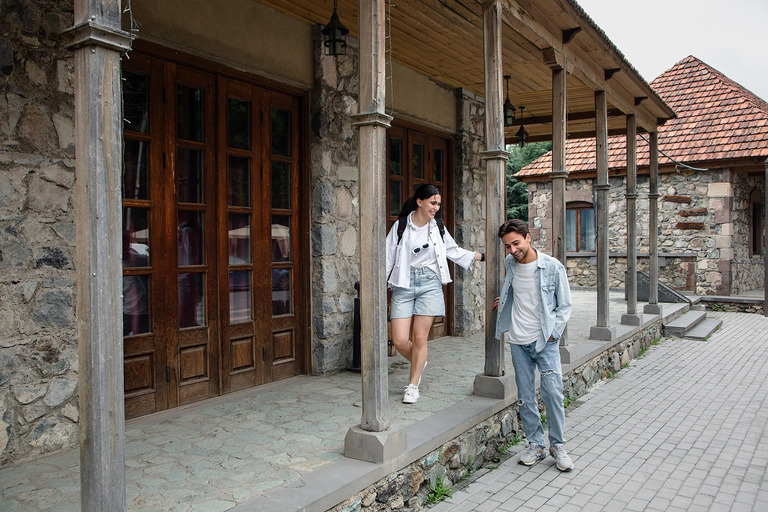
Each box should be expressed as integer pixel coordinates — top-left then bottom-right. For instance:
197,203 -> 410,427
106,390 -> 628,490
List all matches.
518,442 -> 546,465
402,384 -> 420,404
549,444 -> 574,471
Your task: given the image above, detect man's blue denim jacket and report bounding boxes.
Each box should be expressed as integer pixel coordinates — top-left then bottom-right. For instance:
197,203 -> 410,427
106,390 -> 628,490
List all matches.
495,249 -> 572,353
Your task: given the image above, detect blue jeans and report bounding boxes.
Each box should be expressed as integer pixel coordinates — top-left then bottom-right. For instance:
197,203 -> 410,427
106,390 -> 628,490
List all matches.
510,339 -> 566,447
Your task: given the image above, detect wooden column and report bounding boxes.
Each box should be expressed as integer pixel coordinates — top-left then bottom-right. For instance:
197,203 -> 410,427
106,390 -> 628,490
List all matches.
474,0 -> 512,400
764,158 -> 768,317
644,131 -> 663,315
622,115 -> 641,325
550,65 -> 569,346
590,91 -> 616,340
62,1 -> 131,510
344,0 -> 405,463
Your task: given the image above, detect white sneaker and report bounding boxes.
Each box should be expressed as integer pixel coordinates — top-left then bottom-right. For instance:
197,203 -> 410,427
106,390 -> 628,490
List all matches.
403,384 -> 420,404
549,444 -> 574,471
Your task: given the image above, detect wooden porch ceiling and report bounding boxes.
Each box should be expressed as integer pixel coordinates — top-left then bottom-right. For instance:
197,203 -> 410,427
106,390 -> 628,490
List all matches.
258,0 -> 675,143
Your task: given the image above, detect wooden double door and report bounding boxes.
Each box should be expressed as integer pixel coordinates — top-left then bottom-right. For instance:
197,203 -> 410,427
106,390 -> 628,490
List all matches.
121,52 -> 305,419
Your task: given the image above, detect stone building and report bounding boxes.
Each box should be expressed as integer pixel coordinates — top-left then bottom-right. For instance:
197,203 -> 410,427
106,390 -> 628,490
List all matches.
519,56 -> 768,296
0,3 -> 674,505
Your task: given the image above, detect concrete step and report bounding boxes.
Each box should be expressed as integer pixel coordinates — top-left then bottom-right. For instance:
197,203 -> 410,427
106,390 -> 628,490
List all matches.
684,318 -> 723,340
664,310 -> 706,335
661,302 -> 691,325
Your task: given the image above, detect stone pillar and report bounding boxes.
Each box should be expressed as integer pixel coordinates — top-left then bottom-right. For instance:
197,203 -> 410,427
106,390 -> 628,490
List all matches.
590,91 -> 616,341
622,115 -> 641,325
345,0 -> 405,463
550,65 -> 569,347
474,0 -> 513,400
62,0 -> 131,509
644,131 -> 663,315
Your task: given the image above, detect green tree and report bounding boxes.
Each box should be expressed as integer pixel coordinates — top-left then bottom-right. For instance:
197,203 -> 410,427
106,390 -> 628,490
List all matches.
506,142 -> 552,220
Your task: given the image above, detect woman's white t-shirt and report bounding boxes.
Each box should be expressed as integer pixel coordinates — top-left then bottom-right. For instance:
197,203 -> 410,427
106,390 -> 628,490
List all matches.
508,259 -> 541,345
409,221 -> 439,276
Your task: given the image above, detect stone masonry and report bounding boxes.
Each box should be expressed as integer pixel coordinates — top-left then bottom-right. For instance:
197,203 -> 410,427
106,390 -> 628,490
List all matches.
528,168 -> 764,296
0,0 -> 79,467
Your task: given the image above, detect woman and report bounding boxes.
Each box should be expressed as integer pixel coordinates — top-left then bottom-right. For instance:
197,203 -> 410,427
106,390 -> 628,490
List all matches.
386,184 -> 485,404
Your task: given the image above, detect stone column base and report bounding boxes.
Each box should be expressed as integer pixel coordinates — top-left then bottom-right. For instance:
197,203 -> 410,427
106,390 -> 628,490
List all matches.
590,325 -> 617,341
473,373 -> 514,399
621,313 -> 642,326
644,303 -> 663,315
344,425 -> 406,464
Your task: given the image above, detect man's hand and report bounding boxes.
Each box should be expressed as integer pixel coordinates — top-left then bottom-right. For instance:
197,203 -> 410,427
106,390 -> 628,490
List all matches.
493,297 -> 500,310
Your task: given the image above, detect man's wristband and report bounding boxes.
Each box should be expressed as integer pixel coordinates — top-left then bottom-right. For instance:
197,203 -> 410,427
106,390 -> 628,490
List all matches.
480,253 -> 485,262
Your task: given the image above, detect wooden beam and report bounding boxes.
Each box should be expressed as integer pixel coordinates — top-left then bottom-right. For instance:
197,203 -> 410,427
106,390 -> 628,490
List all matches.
604,68 -> 621,80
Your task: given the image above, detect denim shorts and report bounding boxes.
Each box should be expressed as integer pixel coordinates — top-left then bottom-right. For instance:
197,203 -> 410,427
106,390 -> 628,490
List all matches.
390,267 -> 445,318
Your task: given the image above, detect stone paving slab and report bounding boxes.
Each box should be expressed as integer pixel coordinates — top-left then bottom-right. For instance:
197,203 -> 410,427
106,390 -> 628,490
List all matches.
431,311 -> 768,512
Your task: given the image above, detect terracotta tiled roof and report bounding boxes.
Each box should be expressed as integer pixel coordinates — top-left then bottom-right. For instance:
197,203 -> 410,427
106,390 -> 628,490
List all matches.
519,56 -> 768,177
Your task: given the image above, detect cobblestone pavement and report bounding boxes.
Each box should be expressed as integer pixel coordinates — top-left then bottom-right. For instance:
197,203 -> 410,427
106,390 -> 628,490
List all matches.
432,311 -> 768,512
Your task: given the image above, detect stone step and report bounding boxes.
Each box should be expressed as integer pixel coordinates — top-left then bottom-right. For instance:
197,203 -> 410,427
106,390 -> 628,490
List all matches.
664,310 -> 706,335
684,318 -> 723,340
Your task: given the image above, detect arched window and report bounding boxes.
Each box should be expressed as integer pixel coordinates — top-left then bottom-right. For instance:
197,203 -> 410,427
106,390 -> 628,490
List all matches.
566,201 -> 596,252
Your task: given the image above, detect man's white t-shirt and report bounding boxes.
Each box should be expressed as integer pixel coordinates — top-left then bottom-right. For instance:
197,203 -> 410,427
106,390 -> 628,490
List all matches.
508,258 -> 541,345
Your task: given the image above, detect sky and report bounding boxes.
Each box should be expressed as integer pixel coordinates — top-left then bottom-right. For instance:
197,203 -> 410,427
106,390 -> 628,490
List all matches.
575,0 -> 768,102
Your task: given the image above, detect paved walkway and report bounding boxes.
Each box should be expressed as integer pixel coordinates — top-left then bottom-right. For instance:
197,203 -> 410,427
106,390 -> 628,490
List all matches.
433,311 -> 768,512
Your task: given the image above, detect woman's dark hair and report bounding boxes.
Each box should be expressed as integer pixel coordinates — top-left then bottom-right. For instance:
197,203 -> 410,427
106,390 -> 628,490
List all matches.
399,184 -> 442,218
498,219 -> 530,239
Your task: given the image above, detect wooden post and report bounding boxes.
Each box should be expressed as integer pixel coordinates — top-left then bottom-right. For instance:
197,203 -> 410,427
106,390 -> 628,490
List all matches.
764,158 -> 768,317
644,131 -> 662,315
473,0 -> 512,400
355,0 -> 391,433
62,0 -> 131,510
622,115 -> 641,325
344,0 -> 405,463
550,65 -> 569,347
590,91 -> 616,340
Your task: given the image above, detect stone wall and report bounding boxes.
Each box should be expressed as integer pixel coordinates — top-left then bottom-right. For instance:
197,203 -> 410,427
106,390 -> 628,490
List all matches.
0,0 -> 79,466
328,322 -> 661,512
566,254 -> 696,291
730,172 -> 765,295
309,29 -> 361,374
528,168 -> 764,296
452,90 -> 486,335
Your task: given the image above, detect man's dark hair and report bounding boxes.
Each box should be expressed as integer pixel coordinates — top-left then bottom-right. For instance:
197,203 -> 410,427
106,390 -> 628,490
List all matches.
498,219 -> 530,239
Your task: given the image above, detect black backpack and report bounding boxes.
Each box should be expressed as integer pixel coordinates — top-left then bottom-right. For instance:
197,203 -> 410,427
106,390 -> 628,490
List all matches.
395,213 -> 445,245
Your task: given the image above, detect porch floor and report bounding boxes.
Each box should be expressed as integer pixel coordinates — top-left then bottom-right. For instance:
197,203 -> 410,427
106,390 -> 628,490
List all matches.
0,290 -> 702,511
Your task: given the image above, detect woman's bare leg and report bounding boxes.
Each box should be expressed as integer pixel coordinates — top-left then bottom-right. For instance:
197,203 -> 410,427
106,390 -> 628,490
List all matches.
408,315 -> 434,386
390,317 -> 414,362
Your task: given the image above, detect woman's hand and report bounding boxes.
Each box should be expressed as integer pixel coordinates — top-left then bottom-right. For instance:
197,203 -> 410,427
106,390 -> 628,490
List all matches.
492,297 -> 500,310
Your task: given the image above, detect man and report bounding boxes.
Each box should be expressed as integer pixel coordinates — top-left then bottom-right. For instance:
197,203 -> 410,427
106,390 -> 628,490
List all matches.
493,219 -> 574,471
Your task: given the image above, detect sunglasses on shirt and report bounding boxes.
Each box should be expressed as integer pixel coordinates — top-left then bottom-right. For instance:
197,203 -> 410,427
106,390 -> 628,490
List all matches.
413,243 -> 429,254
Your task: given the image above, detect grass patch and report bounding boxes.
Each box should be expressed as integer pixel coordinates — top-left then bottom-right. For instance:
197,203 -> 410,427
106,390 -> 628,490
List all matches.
423,474 -> 453,505
540,412 -> 547,429
563,395 -> 577,408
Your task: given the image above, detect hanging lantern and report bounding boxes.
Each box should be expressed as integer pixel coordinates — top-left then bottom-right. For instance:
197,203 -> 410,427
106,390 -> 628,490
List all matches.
322,0 -> 349,56
516,106 -> 528,147
503,75 -> 516,127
